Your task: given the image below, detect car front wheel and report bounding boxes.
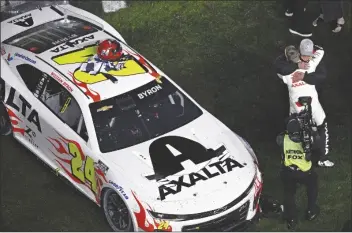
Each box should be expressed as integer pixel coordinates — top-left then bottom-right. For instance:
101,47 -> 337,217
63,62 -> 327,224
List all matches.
102,188 -> 134,232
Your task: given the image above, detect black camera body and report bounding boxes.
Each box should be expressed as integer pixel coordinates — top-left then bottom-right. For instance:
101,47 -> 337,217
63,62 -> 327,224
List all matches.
296,96 -> 315,161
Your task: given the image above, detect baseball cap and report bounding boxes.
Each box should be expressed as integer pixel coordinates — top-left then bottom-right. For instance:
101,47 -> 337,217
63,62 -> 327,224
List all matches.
300,39 -> 314,56
286,116 -> 302,142
285,45 -> 300,63
287,118 -> 301,134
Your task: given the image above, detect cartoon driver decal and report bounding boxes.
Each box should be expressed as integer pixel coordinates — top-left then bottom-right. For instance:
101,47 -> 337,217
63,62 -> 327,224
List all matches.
52,39 -> 147,84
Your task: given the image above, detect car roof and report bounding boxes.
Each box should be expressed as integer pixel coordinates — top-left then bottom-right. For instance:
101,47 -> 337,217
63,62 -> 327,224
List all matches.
1,3 -> 67,42
40,30 -> 160,103
1,5 -> 163,104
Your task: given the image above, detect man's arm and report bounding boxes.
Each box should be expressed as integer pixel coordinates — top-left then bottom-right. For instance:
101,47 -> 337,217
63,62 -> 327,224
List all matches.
276,132 -> 285,162
303,60 -> 327,85
276,132 -> 285,148
274,54 -> 299,76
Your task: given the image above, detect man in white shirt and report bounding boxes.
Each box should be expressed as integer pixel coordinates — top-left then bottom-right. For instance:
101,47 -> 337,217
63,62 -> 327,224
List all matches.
275,39 -> 334,167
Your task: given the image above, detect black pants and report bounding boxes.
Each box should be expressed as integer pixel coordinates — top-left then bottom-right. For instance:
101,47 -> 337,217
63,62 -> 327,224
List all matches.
312,119 -> 330,163
290,0 -> 312,35
283,0 -> 294,12
281,168 -> 318,220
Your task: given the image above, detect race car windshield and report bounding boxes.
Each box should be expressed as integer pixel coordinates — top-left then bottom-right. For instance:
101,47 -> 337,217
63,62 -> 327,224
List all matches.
89,77 -> 203,153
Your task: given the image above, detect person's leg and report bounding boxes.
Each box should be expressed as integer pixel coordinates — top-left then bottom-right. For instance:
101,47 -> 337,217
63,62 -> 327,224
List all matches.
304,171 -> 320,220
316,120 -> 334,167
284,0 -> 294,16
312,101 -> 334,167
313,3 -> 324,27
311,99 -> 334,166
281,170 -> 298,222
290,0 -> 312,37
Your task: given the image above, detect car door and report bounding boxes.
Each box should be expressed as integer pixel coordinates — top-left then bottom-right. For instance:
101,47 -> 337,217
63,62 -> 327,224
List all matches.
20,66 -> 106,203
5,63 -> 46,156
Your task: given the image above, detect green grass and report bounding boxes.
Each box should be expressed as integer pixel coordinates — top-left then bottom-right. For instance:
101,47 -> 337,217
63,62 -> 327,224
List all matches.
97,1 -> 352,231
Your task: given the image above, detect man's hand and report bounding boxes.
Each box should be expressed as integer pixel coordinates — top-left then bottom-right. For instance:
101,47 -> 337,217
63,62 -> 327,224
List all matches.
298,62 -> 310,70
292,71 -> 305,83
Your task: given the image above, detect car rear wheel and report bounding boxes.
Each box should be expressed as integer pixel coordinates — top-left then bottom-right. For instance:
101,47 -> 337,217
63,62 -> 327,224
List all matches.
0,102 -> 12,136
102,188 -> 134,232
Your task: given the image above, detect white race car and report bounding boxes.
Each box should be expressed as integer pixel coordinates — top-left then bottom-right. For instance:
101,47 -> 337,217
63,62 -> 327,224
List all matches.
1,1 -> 262,231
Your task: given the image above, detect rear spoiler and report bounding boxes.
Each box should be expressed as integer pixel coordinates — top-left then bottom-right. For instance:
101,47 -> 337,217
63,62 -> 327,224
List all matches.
1,1 -> 69,22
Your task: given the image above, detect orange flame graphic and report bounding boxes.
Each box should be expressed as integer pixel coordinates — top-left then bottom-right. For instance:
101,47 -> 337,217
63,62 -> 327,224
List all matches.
47,137 -> 68,154
6,107 -> 25,135
132,192 -> 155,232
254,175 -> 263,210
68,72 -> 101,102
48,133 -> 107,204
127,50 -> 162,83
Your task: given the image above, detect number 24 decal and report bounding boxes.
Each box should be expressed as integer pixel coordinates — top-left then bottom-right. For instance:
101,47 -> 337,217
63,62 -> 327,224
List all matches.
68,142 -> 97,194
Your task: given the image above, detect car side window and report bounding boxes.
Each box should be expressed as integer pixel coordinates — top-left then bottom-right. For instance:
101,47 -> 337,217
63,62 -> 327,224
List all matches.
16,64 -> 88,141
16,64 -> 42,93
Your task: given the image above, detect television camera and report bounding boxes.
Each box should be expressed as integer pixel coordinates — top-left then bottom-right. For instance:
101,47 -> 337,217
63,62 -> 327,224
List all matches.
295,96 -> 318,161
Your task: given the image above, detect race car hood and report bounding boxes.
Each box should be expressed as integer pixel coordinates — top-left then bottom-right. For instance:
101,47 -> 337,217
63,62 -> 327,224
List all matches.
104,113 -> 256,214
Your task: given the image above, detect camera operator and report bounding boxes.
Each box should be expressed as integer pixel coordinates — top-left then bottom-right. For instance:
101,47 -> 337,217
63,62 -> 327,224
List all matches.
276,114 -> 320,230
274,39 -> 334,168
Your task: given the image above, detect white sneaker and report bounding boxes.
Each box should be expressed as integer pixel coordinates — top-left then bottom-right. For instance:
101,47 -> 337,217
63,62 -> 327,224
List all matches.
285,10 -> 293,17
332,25 -> 342,33
318,160 -> 334,167
337,17 -> 345,25
332,17 -> 345,33
289,28 -> 312,37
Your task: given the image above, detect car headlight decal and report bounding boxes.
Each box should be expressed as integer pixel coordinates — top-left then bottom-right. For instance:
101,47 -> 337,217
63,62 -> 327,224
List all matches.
148,210 -> 187,221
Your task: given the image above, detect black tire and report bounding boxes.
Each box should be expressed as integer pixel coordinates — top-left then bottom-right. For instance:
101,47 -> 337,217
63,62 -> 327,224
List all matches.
0,102 -> 12,136
0,79 -> 12,136
0,78 -> 4,100
102,188 -> 134,232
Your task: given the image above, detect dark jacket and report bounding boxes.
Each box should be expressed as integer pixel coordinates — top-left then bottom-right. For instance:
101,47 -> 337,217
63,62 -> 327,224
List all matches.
274,47 -> 327,90
303,59 -> 327,87
274,54 -> 298,76
304,45 -> 327,93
